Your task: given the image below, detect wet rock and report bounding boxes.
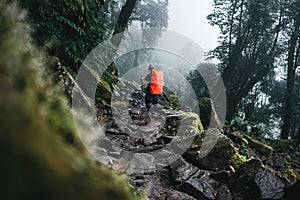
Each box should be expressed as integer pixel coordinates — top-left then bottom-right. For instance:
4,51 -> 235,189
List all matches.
165,115 -> 181,128
180,111 -> 204,133
154,149 -> 181,169
105,127 -> 123,135
183,128 -> 239,171
209,170 -> 233,183
128,144 -> 165,153
143,137 -> 158,146
129,99 -> 141,108
161,108 -> 173,115
159,135 -> 180,144
255,168 -> 285,199
147,181 -> 197,200
131,90 -> 143,99
127,153 -> 156,174
178,125 -> 202,137
129,108 -> 142,119
106,119 -> 118,128
95,137 -> 113,152
272,153 -> 290,168
129,172 -> 153,193
169,156 -> 199,182
91,58 -> 300,200
109,151 -> 122,158
216,185 -> 233,200
138,124 -> 160,134
229,158 -> 262,199
178,170 -> 219,200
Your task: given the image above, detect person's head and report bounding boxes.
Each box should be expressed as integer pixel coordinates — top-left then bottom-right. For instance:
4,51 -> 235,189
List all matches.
148,64 -> 154,71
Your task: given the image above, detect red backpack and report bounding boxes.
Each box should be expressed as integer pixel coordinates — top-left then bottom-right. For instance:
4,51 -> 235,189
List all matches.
150,70 -> 164,95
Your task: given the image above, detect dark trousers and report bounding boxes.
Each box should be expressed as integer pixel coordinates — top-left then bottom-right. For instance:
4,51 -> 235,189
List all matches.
145,90 -> 159,111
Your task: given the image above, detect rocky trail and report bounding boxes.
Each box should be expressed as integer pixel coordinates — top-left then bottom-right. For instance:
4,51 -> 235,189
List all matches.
90,79 -> 300,200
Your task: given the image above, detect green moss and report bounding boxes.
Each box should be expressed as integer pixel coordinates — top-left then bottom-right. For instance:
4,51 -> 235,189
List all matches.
111,101 -> 129,109
102,62 -> 119,86
284,168 -> 299,183
180,111 -> 204,133
243,134 -> 273,156
198,97 -> 212,129
96,79 -> 112,104
229,152 -> 246,171
122,79 -> 140,89
164,93 -> 180,109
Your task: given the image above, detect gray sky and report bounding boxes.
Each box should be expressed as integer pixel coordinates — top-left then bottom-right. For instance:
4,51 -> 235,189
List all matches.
168,0 -> 220,55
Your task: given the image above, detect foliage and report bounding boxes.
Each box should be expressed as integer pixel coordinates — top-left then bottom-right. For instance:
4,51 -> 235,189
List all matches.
230,117 -> 269,139
15,0 -> 114,74
134,0 -> 168,29
205,0 -> 300,140
116,0 -> 169,75
207,0 -> 284,121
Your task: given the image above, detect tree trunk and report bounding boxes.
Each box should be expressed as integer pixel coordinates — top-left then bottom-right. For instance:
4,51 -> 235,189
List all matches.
296,127 -> 300,146
220,4 -> 283,122
281,54 -> 296,139
104,0 -> 139,85
112,0 -> 139,46
224,63 -> 270,121
281,9 -> 300,139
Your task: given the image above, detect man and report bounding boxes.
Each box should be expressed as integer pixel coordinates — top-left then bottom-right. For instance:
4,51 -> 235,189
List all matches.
140,64 -> 159,111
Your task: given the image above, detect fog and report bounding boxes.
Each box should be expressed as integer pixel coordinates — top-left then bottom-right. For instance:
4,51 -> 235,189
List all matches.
168,0 -> 220,61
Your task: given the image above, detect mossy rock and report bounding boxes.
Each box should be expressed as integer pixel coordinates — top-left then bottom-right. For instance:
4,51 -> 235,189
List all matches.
243,134 -> 273,156
283,168 -> 299,184
111,100 -> 130,109
229,152 -> 246,171
198,97 -> 212,129
229,158 -> 263,200
198,130 -> 241,170
121,79 -> 140,89
180,111 -> 204,133
96,79 -> 112,103
102,62 -> 119,86
266,138 -> 297,153
164,93 -> 180,109
184,128 -> 241,170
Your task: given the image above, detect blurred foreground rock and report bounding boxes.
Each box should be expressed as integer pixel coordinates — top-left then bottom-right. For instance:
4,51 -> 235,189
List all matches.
0,3 -> 142,200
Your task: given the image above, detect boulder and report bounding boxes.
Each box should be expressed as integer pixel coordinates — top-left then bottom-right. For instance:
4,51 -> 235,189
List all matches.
255,168 -> 285,199
229,159 -> 262,199
183,128 -> 242,171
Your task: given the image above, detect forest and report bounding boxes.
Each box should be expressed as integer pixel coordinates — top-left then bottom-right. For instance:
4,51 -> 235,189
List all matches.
1,0 -> 300,199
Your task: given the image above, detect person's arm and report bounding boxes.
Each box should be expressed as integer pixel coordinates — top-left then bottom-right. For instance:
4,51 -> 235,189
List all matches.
140,76 -> 147,85
141,74 -> 151,85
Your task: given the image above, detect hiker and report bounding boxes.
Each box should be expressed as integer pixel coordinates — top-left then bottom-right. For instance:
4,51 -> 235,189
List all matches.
140,64 -> 164,111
